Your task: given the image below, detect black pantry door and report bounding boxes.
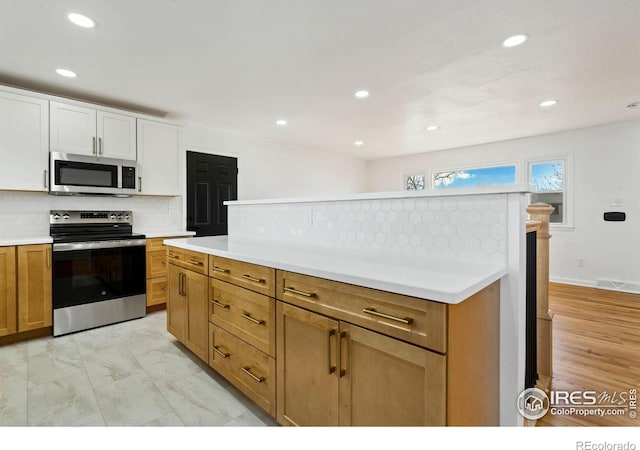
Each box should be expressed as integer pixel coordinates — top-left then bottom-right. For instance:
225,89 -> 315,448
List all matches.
186,151 -> 238,236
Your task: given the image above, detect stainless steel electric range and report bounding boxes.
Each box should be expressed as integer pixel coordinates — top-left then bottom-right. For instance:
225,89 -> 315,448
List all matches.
50,210 -> 146,336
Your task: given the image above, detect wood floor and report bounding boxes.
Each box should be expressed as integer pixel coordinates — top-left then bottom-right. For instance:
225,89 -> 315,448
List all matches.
536,282 -> 640,426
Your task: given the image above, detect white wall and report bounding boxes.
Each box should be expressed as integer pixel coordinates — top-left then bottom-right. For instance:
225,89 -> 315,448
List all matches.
366,120 -> 640,288
181,124 -> 367,201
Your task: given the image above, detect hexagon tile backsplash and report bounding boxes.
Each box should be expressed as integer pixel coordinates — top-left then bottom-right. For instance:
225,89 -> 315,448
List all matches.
229,194 -> 507,264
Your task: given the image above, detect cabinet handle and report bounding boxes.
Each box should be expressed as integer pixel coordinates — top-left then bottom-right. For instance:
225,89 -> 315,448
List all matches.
98,137 -> 103,155
212,345 -> 230,358
241,367 -> 265,383
46,247 -> 51,268
362,307 -> 413,325
92,136 -> 96,154
161,261 -> 166,265
188,259 -> 203,266
181,273 -> 187,296
241,274 -> 264,284
178,272 -> 183,296
212,266 -> 229,273
338,331 -> 347,377
240,313 -> 265,325
283,286 -> 316,298
328,329 -> 336,374
44,170 -> 48,189
138,176 -> 142,193
168,253 -> 179,260
211,299 -> 230,309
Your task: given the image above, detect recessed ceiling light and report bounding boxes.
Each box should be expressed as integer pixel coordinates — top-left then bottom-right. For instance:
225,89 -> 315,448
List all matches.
56,68 -> 77,78
502,34 -> 528,48
275,119 -> 287,126
68,13 -> 96,28
354,90 -> 369,99
354,140 -> 364,146
539,99 -> 558,107
426,125 -> 439,131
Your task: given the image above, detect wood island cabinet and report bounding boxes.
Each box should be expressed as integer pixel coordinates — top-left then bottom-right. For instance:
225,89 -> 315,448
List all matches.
145,236 -> 188,308
166,248 -> 209,362
164,246 -> 500,426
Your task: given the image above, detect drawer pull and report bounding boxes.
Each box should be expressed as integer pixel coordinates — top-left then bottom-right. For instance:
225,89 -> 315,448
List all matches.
362,308 -> 414,325
212,346 -> 230,358
188,259 -> 203,266
241,274 -> 265,284
241,366 -> 265,383
284,287 -> 316,298
161,261 -> 166,265
211,299 -> 230,309
168,254 -> 179,260
212,266 -> 229,273
240,313 -> 265,325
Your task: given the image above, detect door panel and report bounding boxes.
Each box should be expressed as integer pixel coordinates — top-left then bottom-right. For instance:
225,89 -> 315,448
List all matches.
185,269 -> 208,362
276,301 -> 340,426
17,245 -> 52,332
186,151 -> 237,236
167,264 -> 186,341
0,247 -> 17,337
339,323 -> 446,426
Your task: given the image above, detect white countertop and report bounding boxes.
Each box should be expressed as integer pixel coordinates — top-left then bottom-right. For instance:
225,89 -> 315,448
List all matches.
0,236 -> 53,246
137,230 -> 196,238
225,184 -> 532,206
164,236 -> 506,304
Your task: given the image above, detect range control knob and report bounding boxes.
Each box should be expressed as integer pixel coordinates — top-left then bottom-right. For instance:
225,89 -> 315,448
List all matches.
110,214 -> 117,220
53,214 -> 60,220
124,214 -> 130,220
117,214 -> 124,220
62,214 -> 70,220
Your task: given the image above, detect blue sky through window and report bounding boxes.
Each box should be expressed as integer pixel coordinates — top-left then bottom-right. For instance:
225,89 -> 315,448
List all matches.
530,161 -> 564,192
434,165 -> 516,189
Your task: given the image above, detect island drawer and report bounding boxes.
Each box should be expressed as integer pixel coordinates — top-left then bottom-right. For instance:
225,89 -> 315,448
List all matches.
276,270 -> 447,353
209,323 -> 276,417
210,278 -> 276,357
209,255 -> 275,297
166,247 -> 209,275
146,250 -> 167,278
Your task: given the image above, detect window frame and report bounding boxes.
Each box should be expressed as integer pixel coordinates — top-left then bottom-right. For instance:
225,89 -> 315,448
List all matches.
430,162 -> 519,190
526,155 -> 573,230
403,172 -> 426,191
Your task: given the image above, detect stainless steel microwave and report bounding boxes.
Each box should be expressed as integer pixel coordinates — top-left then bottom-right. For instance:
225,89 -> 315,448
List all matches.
49,152 -> 138,196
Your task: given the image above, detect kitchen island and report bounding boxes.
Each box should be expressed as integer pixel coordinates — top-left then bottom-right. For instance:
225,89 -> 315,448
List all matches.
165,185 -> 531,426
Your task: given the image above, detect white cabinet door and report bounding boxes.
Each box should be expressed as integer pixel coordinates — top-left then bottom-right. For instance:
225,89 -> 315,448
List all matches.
97,111 -> 137,160
0,91 -> 49,191
137,119 -> 180,195
49,101 -> 96,156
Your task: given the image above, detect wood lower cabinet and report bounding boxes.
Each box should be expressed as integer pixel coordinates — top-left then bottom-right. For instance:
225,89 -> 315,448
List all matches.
276,302 -> 446,426
17,244 -> 52,332
0,247 -> 17,337
167,262 -> 208,361
0,244 -> 52,338
145,237 -> 188,308
277,301 -> 340,426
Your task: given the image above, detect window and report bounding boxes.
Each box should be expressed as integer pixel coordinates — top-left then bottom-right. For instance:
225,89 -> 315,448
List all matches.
433,165 -> 516,189
405,174 -> 425,190
529,160 -> 565,224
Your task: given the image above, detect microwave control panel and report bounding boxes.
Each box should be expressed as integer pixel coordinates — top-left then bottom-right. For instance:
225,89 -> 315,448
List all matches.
122,166 -> 136,190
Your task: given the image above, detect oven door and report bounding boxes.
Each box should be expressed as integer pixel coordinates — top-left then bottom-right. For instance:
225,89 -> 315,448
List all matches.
52,239 -> 146,310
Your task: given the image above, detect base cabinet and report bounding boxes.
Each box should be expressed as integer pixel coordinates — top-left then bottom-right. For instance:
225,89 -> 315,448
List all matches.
167,263 -> 208,361
276,302 -> 446,426
0,244 -> 52,338
0,247 -> 17,337
17,244 -> 52,332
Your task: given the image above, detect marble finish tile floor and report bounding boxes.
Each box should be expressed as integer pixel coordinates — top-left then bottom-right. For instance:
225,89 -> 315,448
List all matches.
0,310 -> 277,427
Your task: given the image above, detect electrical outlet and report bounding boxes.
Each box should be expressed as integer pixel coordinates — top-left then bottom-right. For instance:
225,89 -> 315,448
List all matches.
577,258 -> 586,268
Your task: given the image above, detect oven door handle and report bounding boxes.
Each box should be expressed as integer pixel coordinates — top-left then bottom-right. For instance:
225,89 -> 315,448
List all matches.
53,239 -> 147,252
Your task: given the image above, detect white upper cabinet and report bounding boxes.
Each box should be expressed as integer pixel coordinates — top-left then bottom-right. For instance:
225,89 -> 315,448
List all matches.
50,101 -> 137,160
137,119 -> 180,195
0,90 -> 49,192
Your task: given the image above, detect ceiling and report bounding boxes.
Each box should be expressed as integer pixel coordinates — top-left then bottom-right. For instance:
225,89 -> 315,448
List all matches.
1,0 -> 639,160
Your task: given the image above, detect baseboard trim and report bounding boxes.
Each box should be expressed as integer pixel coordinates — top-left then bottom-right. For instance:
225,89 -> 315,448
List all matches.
549,276 -> 596,288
